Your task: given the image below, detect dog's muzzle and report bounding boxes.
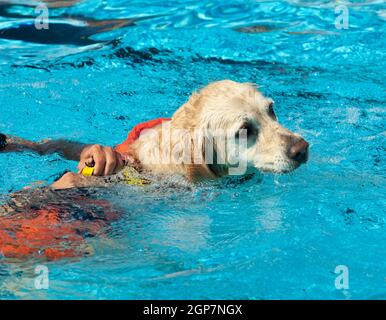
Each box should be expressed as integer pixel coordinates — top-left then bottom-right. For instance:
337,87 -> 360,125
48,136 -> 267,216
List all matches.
286,138 -> 309,164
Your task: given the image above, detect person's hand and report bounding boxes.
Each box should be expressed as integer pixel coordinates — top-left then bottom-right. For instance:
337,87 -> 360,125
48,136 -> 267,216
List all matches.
77,144 -> 124,176
51,172 -> 89,190
51,172 -> 111,190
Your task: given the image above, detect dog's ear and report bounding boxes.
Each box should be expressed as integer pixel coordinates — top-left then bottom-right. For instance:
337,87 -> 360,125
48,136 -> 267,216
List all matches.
171,92 -> 209,181
186,164 -> 213,182
186,162 -> 228,182
171,89 -> 229,182
185,130 -> 228,182
184,129 -> 206,182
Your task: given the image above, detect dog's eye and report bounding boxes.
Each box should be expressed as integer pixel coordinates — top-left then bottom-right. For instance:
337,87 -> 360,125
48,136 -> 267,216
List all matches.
236,121 -> 257,140
268,102 -> 276,120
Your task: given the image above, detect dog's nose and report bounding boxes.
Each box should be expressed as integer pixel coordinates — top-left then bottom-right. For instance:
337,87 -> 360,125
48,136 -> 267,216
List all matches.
287,138 -> 309,163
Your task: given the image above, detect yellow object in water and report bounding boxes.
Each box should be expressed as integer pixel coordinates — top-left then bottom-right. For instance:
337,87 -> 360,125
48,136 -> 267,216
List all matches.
81,165 -> 95,177
121,166 -> 151,186
81,165 -> 150,186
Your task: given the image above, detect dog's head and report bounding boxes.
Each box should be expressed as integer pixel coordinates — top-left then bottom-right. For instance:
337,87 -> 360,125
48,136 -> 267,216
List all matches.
172,80 -> 309,179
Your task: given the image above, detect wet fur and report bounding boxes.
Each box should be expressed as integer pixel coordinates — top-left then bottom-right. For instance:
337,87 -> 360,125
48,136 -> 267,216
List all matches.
131,80 -> 305,181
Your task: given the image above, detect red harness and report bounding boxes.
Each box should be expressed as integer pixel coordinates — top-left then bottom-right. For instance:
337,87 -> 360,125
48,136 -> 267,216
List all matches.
0,118 -> 170,260
115,117 -> 170,155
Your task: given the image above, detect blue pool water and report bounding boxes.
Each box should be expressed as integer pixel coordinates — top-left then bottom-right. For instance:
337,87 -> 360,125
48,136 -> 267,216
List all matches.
0,0 -> 385,299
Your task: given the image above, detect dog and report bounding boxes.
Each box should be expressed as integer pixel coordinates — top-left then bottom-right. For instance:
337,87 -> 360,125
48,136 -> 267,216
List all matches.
45,79 -> 308,189
0,80 -> 309,259
129,80 -> 309,181
1,80 -> 309,187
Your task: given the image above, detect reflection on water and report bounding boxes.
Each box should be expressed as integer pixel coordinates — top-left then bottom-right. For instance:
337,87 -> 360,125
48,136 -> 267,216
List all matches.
0,1 -> 146,46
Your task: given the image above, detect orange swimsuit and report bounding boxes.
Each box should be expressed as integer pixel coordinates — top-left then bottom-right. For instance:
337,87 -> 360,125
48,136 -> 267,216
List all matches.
0,118 -> 170,260
0,197 -> 120,260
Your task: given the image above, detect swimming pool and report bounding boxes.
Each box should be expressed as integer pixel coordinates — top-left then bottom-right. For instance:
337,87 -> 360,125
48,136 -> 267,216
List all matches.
0,0 -> 385,299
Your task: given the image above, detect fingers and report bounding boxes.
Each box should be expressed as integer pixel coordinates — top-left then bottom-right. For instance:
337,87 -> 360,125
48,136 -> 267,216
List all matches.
77,156 -> 93,173
104,148 -> 125,175
104,147 -> 117,175
92,145 -> 106,176
51,172 -> 83,190
78,144 -> 123,176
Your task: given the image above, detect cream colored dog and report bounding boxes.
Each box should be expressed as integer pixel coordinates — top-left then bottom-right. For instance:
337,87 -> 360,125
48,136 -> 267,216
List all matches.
1,80 -> 309,190
130,80 -> 309,182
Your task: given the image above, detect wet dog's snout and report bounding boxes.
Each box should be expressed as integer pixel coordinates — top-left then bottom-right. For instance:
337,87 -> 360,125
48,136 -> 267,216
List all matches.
287,138 -> 309,163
